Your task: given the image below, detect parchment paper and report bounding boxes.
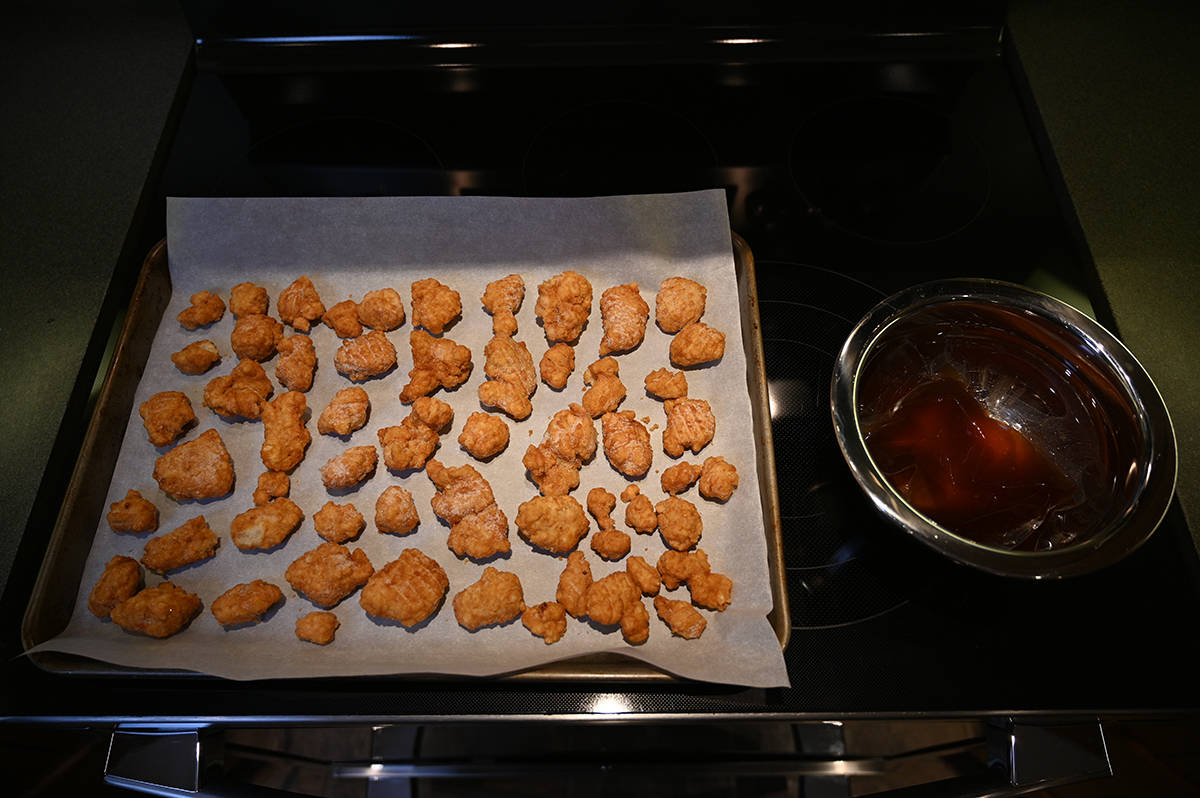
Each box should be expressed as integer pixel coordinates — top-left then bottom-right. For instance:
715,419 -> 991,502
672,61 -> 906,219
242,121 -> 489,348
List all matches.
31,191 -> 790,688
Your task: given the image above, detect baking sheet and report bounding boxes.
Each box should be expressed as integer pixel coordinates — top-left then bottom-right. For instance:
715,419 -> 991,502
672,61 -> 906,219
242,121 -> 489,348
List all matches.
29,191 -> 789,688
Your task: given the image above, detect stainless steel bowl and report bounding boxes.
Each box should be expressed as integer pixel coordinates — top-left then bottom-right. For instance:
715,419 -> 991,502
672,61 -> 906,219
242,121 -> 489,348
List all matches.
831,279 -> 1176,578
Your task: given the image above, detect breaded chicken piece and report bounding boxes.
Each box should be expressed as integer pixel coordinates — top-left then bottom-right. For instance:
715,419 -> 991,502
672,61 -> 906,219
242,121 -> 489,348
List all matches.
601,411 -> 652,478
411,278 -> 462,335
171,339 -> 220,375
277,276 -> 326,332
523,403 -> 596,496
699,456 -> 739,501
539,343 -> 575,390
522,601 -> 567,644
261,391 -> 310,472
399,329 -> 473,403
670,322 -> 726,367
591,528 -> 631,561
644,368 -> 688,400
110,582 -> 202,638
107,489 -> 159,534
375,486 -> 419,536
661,461 -> 702,495
598,282 -> 649,355
229,282 -> 269,318
285,542 -> 374,607
357,288 -> 405,331
626,556 -> 661,596
140,515 -> 219,574
377,396 -> 453,472
211,580 -> 283,626
88,556 -> 142,618
656,549 -> 712,591
231,498 -> 304,551
152,429 -> 235,500
231,313 -> 283,361
515,495 -> 589,554
413,394 -> 455,431
314,500 -> 365,543
655,277 -> 707,333
139,391 -> 195,448
621,596 -> 651,644
581,357 -> 626,418
662,398 -> 716,457
254,471 -> 290,505
426,459 -> 510,560
584,571 -> 640,629
536,270 -> 592,343
319,445 -> 377,490
482,274 -> 525,335
620,484 -> 640,503
458,412 -> 509,460
359,548 -> 449,626
318,387 -> 370,437
323,299 -> 363,338
655,496 -> 703,551
453,566 -> 524,630
276,335 -> 317,392
556,551 -> 593,618
203,359 -> 273,420
654,596 -> 706,639
478,334 -> 537,419
177,290 -> 225,329
688,571 -> 733,611
335,329 -> 397,382
587,487 -> 617,530
295,611 -> 339,645
624,494 -> 657,534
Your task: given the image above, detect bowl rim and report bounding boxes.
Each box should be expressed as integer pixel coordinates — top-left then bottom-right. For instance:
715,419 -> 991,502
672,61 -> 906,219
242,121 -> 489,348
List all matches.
830,278 -> 1177,579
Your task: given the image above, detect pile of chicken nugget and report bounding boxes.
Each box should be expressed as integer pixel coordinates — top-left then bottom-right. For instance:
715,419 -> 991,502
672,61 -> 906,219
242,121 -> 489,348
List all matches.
90,271 -> 741,652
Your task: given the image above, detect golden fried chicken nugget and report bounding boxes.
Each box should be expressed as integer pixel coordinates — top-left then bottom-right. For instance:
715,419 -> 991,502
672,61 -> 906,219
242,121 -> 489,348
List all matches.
620,484 -> 639,503
411,278 -> 462,335
317,387 -> 369,437
644,368 -> 688,400
453,566 -> 524,630
539,343 -> 575,390
107,489 -> 159,533
261,391 -> 310,472
624,494 -> 657,534
412,394 -> 455,431
621,597 -> 651,644
426,459 -> 510,560
515,495 -> 589,554
171,339 -> 220,375
688,571 -> 733,611
662,398 -> 716,457
314,500 -> 365,543
276,335 -> 317,392
375,486 -> 419,536
655,277 -> 707,333
584,571 -> 640,626
319,445 -> 377,490
359,548 -> 449,626
591,529 -> 630,561
88,556 -> 142,618
670,322 -> 726,367
655,496 -> 703,551
653,596 -> 706,639
581,359 -> 626,419
536,270 -> 592,343
357,288 -> 405,331
211,580 -> 283,626
699,456 -> 739,501
482,274 -> 525,335
522,403 -> 596,495
556,551 -> 593,618
587,487 -> 616,530
601,411 -> 652,478
377,397 -> 453,472
626,556 -> 660,596
110,582 -> 202,638
522,601 -> 567,644
254,471 -> 290,505
296,611 -> 339,645
203,359 -> 273,420
231,498 -> 304,551
458,412 -> 509,460
229,282 -> 269,318
479,334 -> 537,420
141,515 -> 219,574
335,329 -> 397,382
656,549 -> 712,591
285,542 -> 374,608
152,429 -> 235,500
323,299 -> 363,338
399,329 -> 473,403
139,390 -> 196,447
177,290 -> 225,329
661,461 -> 702,495
231,313 -> 283,361
598,282 -> 649,355
277,276 -> 326,332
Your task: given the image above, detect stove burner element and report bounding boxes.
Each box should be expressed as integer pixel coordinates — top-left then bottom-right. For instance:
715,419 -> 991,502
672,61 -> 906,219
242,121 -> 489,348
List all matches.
523,101 -> 719,197
789,97 -> 991,244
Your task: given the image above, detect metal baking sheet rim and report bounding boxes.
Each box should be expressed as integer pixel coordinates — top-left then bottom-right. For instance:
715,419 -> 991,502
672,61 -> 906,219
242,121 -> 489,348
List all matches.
21,233 -> 790,682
